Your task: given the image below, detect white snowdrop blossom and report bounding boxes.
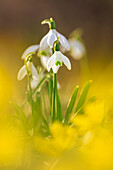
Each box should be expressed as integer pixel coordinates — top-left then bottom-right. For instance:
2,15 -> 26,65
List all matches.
30,69 -> 44,89
57,81 -> 61,89
21,45 -> 39,59
30,77 -> 61,90
30,79 -> 39,89
17,57 -> 38,81
69,39 -> 86,60
40,18 -> 70,51
40,55 -> 50,69
47,51 -> 71,73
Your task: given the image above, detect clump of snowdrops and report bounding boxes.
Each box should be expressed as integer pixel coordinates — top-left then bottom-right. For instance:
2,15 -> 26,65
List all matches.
9,18 -> 113,170
12,18 -> 90,139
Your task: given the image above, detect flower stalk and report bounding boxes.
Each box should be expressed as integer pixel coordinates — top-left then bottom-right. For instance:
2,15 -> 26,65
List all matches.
52,73 -> 57,122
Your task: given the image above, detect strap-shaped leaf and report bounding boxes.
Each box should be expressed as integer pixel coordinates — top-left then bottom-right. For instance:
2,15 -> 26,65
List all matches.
32,74 -> 50,95
64,86 -> 79,124
74,80 -> 92,114
48,78 -> 53,118
87,96 -> 96,103
56,92 -> 63,122
32,92 -> 42,130
21,74 -> 49,108
10,102 -> 30,132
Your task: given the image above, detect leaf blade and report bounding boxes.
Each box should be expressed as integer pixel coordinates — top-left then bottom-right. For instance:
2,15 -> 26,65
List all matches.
74,80 -> 92,114
64,85 -> 79,124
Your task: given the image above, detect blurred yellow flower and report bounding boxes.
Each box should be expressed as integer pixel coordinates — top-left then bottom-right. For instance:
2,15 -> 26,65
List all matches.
34,121 -> 77,156
0,66 -> 12,109
81,127 -> 113,170
72,100 -> 105,135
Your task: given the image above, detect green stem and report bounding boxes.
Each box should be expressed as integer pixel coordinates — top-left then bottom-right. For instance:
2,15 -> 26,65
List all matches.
27,75 -> 34,126
48,77 -> 53,119
56,82 -> 63,122
32,74 -> 49,95
55,76 -> 58,119
28,75 -> 32,97
21,74 -> 49,108
52,73 -> 57,122
41,88 -> 48,122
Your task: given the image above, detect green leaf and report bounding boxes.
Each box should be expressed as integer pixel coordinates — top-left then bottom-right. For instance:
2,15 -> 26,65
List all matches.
10,102 -> 30,132
32,74 -> 50,95
40,117 -> 50,137
56,92 -> 63,122
74,80 -> 92,114
87,96 -> 96,103
48,78 -> 53,118
32,92 -> 42,131
32,92 -> 50,136
64,86 -> 79,124
21,74 -> 50,108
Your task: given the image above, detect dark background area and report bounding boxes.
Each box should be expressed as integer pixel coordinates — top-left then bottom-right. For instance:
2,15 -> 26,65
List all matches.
0,0 -> 113,51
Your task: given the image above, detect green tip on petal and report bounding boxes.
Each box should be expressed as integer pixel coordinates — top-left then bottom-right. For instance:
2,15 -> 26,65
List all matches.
41,51 -> 47,56
55,61 -> 62,66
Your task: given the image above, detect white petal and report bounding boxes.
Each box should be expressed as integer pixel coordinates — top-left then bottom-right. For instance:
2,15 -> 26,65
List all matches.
17,65 -> 27,80
40,32 -> 49,50
40,56 -> 49,69
31,63 -> 38,81
57,31 -> 70,51
54,51 -> 62,62
52,65 -> 60,73
30,79 -> 38,89
47,54 -> 55,72
27,61 -> 32,72
57,81 -> 61,89
21,45 -> 39,59
47,30 -> 57,48
69,39 -> 85,60
61,53 -> 71,70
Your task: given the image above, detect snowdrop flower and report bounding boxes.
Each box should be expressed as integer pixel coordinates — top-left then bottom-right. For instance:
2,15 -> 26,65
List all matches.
21,45 -> 39,59
40,18 -> 70,51
30,79 -> 39,89
69,39 -> 86,60
17,53 -> 38,81
40,55 -> 50,69
38,47 -> 52,69
30,69 -> 61,89
57,81 -> 61,89
30,68 -> 44,89
47,40 -> 71,73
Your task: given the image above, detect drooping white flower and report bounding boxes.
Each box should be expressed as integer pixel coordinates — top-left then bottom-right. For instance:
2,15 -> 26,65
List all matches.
47,51 -> 71,73
30,75 -> 61,90
17,56 -> 38,81
40,18 -> 70,51
69,39 -> 86,60
57,81 -> 61,89
21,45 -> 39,59
40,55 -> 50,69
30,79 -> 39,89
29,69 -> 44,89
